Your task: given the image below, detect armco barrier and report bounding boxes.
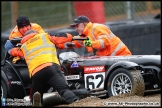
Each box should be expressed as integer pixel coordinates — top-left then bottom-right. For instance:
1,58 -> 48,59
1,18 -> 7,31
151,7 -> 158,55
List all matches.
107,19 -> 161,55
1,19 -> 160,62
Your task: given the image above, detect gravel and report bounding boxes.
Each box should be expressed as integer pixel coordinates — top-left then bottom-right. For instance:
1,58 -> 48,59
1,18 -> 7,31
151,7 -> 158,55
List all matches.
55,91 -> 161,107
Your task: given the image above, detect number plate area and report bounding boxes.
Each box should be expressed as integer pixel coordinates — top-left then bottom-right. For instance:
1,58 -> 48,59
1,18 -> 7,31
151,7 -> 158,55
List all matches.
84,66 -> 105,90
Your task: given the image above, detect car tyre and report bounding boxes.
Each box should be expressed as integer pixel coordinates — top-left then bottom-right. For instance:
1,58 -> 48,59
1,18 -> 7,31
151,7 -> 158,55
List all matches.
107,68 -> 145,97
1,80 -> 7,99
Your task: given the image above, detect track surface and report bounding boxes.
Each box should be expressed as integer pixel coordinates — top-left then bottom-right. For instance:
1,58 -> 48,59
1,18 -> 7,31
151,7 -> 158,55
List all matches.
55,90 -> 161,107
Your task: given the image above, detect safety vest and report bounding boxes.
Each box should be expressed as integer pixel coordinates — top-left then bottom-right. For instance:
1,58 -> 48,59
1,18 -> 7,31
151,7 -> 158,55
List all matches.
82,22 -> 132,56
21,33 -> 60,77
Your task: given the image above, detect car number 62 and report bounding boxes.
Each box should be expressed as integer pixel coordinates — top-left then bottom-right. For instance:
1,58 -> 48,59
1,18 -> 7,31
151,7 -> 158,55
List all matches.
84,72 -> 105,89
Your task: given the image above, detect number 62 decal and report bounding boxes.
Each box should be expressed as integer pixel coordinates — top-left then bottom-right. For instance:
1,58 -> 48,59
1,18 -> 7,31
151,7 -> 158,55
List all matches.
84,72 -> 105,90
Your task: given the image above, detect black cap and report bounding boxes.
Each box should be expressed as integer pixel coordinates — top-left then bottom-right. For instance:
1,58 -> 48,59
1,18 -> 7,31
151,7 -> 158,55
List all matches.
16,15 -> 31,29
70,15 -> 90,27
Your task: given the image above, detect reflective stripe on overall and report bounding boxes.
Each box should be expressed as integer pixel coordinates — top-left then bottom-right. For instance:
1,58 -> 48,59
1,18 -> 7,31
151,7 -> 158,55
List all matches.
92,23 -> 124,56
22,34 -> 57,65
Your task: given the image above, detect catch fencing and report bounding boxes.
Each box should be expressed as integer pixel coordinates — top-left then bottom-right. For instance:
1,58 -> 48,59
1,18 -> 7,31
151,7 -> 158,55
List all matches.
1,1 -> 161,32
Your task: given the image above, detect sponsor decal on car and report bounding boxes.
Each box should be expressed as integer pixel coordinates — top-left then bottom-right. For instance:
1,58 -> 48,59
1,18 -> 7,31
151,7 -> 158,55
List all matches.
7,81 -> 22,85
84,66 -> 105,74
71,61 -> 79,68
65,75 -> 80,80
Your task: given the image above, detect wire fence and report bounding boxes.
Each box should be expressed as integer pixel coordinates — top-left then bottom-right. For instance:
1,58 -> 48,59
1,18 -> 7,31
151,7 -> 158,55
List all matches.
1,1 -> 161,32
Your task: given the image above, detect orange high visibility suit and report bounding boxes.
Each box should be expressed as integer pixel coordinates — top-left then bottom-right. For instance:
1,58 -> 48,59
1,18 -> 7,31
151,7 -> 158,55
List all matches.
9,23 -> 45,40
57,22 -> 132,56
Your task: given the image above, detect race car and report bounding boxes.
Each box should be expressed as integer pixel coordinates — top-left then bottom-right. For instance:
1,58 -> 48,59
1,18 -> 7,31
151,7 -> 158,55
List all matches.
1,37 -> 161,106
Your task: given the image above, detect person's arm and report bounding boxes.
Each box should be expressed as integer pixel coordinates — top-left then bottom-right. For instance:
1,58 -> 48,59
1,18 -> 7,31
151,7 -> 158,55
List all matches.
72,40 -> 84,48
50,34 -> 83,49
84,27 -> 111,50
48,32 -> 76,49
91,34 -> 111,50
55,41 -> 84,49
48,32 -> 73,49
9,47 -> 24,58
49,32 -> 72,44
4,39 -> 24,57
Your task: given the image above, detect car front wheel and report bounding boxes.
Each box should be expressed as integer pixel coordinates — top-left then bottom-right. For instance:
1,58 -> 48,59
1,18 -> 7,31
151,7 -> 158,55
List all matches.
107,68 -> 145,97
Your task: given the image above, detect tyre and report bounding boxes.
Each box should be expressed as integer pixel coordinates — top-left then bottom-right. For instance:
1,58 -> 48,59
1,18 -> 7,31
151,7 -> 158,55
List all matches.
1,80 -> 8,99
107,68 -> 145,97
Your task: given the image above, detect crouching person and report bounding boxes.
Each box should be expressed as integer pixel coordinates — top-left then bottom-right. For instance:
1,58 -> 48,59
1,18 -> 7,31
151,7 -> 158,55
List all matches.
7,30 -> 80,107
